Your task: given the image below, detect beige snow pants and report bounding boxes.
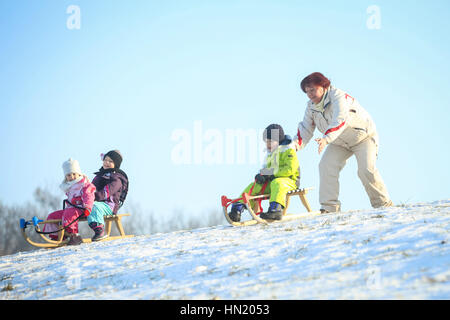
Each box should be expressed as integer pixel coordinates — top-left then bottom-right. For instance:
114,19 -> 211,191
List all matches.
319,137 -> 392,212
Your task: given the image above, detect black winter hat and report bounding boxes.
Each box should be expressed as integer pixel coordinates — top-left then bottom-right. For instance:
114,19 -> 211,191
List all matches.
263,124 -> 285,143
104,150 -> 123,169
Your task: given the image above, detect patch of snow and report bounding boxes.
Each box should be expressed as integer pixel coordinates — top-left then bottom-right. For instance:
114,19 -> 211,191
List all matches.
1,200 -> 449,299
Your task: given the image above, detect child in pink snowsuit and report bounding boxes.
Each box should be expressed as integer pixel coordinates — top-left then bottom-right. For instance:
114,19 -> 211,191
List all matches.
43,158 -> 96,245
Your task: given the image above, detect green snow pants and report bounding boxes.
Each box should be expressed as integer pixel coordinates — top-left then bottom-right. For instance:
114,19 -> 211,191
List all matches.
239,177 -> 298,208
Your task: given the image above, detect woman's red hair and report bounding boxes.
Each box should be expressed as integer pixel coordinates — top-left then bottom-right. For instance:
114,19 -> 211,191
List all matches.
300,72 -> 331,92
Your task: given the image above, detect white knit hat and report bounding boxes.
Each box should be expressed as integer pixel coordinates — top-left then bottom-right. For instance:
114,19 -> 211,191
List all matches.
62,158 -> 82,176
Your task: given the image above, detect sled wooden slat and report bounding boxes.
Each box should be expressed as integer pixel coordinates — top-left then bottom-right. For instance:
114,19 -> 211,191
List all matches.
223,206 -> 260,227
223,187 -> 318,227
21,213 -> 133,249
37,213 -> 131,225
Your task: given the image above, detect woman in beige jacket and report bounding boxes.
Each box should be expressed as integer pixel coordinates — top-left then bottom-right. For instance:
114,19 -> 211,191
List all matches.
295,72 -> 393,212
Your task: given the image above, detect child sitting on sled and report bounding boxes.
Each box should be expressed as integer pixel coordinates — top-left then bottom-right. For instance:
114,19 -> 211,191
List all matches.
43,158 -> 96,245
229,124 -> 300,221
88,150 -> 129,241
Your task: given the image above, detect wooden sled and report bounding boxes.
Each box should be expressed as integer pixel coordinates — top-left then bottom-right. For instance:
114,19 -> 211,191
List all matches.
221,187 -> 321,226
20,214 -> 133,248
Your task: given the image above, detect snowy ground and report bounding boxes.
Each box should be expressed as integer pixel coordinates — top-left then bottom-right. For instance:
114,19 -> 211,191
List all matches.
1,200 -> 449,300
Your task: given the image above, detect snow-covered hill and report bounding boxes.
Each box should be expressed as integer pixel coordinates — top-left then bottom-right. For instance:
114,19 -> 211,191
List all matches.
1,200 -> 449,300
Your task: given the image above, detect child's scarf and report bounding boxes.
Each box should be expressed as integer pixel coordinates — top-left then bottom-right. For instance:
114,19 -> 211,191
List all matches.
59,175 -> 86,194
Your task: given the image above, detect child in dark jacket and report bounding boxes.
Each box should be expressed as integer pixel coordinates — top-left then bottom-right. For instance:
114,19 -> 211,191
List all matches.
87,150 -> 129,241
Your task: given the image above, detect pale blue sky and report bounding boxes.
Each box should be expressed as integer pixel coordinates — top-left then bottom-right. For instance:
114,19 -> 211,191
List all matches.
1,0 -> 449,221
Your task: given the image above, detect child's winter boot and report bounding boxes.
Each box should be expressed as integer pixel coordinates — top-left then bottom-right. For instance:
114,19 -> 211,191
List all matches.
89,222 -> 108,242
67,233 -> 83,246
229,202 -> 245,222
49,234 -> 67,241
260,202 -> 283,220
49,233 -> 69,241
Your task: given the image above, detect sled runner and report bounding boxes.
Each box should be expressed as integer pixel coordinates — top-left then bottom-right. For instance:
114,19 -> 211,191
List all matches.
221,186 -> 320,226
19,201 -> 133,248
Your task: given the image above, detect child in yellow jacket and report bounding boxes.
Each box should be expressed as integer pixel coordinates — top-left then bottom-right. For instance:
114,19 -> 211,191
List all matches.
229,124 -> 300,221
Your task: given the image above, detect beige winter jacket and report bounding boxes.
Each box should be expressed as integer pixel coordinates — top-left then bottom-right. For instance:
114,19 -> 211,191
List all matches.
296,86 -> 378,150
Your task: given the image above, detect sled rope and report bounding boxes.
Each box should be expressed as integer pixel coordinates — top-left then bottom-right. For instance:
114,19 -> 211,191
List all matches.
221,180 -> 269,214
33,200 -> 87,235
247,180 -> 268,215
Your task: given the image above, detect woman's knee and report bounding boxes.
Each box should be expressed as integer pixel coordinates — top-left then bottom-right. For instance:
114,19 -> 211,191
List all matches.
319,157 -> 343,177
357,167 -> 376,182
318,157 -> 328,172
